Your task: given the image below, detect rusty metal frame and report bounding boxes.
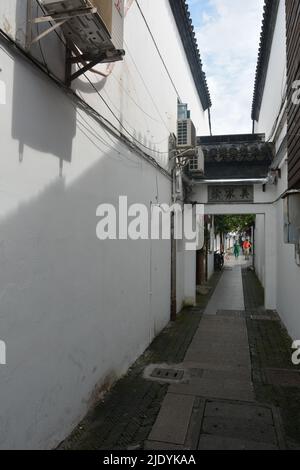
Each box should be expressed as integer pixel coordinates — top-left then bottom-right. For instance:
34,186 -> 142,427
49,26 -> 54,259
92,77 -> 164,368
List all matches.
26,0 -> 96,48
26,0 -> 124,85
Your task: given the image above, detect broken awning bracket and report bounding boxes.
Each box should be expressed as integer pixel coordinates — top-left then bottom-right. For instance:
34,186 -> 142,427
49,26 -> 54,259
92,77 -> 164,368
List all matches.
65,48 -> 125,84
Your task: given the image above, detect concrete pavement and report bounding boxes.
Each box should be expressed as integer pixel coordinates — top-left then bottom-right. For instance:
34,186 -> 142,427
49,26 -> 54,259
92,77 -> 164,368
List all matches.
62,264 -> 300,450
145,261 -> 284,450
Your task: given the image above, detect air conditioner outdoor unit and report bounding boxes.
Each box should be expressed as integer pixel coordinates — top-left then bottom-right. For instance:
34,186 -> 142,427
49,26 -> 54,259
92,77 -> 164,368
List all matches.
177,119 -> 196,149
188,147 -> 205,173
40,0 -> 124,61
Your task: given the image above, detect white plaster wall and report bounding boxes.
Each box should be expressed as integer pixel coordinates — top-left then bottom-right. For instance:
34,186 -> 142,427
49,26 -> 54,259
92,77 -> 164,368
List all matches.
176,241 -> 185,311
272,163 -> 300,340
0,0 -> 210,448
0,43 -> 173,450
0,1 -> 210,170
254,0 -> 286,138
265,161 -> 300,340
184,250 -> 196,306
138,0 -> 209,136
207,252 -> 214,281
207,218 -> 215,281
253,1 -> 300,339
276,198 -> 300,340
254,214 -> 265,287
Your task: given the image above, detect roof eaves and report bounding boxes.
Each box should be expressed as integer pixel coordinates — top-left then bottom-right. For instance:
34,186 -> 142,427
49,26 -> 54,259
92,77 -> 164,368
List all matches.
169,0 -> 212,111
251,0 -> 280,122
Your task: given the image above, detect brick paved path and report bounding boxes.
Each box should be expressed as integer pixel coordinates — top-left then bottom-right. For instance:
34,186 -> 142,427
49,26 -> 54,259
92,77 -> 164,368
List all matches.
61,266 -> 300,450
146,264 -> 285,450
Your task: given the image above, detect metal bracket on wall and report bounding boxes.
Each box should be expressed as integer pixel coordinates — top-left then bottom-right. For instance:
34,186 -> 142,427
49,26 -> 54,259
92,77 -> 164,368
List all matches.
66,51 -> 107,84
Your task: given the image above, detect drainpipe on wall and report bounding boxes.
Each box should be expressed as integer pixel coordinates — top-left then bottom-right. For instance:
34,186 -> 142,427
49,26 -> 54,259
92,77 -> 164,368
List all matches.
251,223 -> 255,270
170,137 -> 177,321
170,207 -> 177,322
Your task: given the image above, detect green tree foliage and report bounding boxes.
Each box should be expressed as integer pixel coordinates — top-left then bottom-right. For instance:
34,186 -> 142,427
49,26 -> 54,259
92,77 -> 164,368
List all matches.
214,215 -> 255,235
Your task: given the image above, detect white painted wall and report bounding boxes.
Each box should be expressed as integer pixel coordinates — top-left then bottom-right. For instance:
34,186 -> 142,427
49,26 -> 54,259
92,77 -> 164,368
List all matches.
254,0 -> 300,339
276,196 -> 300,339
176,240 -> 185,311
254,0 -> 287,139
254,214 -> 265,287
207,217 -> 215,281
184,250 -> 196,306
0,0 -> 209,449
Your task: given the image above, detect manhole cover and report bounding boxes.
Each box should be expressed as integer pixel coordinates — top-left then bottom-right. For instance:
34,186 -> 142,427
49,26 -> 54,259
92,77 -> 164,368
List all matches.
150,368 -> 184,381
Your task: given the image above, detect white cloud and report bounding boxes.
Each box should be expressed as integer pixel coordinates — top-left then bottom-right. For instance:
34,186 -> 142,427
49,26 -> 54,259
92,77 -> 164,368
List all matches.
193,0 -> 265,135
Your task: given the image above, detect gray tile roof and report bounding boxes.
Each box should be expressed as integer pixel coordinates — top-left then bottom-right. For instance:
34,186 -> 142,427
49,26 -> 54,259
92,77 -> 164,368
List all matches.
251,0 -> 280,122
169,0 -> 211,110
187,134 -> 274,179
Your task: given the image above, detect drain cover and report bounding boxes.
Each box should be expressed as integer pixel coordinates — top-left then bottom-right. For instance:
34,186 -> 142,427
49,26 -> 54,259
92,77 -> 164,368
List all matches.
150,368 -> 184,381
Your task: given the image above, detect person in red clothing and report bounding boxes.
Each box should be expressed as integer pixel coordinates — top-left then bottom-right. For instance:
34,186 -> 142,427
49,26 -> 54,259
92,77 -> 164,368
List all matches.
243,239 -> 251,261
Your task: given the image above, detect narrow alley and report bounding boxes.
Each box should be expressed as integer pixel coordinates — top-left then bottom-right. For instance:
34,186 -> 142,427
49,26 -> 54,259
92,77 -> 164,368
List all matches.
0,0 -> 300,453
61,258 -> 300,450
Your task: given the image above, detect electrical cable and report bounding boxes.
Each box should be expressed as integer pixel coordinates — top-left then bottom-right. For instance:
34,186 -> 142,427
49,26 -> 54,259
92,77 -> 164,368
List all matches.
123,39 -> 173,134
76,107 -> 141,166
109,72 -> 165,125
81,69 -> 171,155
1,2 -> 195,174
34,1 -> 179,154
0,27 -> 171,180
135,0 -> 181,101
36,4 -> 50,72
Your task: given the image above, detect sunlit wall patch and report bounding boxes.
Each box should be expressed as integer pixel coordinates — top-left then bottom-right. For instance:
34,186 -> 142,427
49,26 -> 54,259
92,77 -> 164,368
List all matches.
0,340 -> 6,365
0,79 -> 6,104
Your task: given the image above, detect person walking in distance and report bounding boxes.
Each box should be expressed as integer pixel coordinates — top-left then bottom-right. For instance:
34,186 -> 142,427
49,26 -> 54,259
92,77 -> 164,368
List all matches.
243,239 -> 251,261
233,240 -> 240,259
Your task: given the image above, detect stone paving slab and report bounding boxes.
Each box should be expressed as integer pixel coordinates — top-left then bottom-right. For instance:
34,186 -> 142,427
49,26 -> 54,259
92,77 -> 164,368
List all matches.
201,367 -> 251,382
204,266 -> 245,315
185,344 -> 251,368
148,393 -> 195,445
202,416 -> 277,445
60,306 -> 205,450
144,441 -> 186,450
201,400 -> 279,447
182,361 -> 250,371
263,368 -> 300,387
205,400 -> 273,424
169,377 -> 254,402
145,265 -> 293,450
198,435 -> 278,450
60,265 -> 296,450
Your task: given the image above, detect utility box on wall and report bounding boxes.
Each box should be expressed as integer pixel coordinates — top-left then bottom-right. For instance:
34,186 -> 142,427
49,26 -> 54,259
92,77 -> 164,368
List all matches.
40,0 -> 125,61
177,119 -> 196,149
91,0 -> 124,50
188,147 -> 204,174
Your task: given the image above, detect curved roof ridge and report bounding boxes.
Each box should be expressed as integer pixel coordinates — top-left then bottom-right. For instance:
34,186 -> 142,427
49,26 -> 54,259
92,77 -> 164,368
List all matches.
251,0 -> 280,122
169,0 -> 212,110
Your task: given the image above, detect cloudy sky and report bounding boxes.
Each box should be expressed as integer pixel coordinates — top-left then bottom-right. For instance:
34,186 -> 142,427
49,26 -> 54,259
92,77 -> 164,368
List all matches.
187,0 -> 264,135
